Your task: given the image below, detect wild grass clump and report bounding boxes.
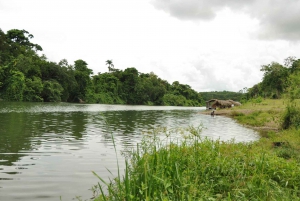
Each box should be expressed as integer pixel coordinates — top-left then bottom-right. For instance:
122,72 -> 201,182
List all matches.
233,111 -> 268,127
93,128 -> 300,201
230,110 -> 245,117
282,103 -> 300,130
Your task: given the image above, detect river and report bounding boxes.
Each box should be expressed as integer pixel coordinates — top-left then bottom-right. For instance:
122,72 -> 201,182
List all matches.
0,102 -> 259,201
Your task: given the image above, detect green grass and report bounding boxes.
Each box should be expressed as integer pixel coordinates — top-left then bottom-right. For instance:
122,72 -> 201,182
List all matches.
91,126 -> 300,201
85,99 -> 300,200
218,99 -> 293,130
233,110 -> 268,127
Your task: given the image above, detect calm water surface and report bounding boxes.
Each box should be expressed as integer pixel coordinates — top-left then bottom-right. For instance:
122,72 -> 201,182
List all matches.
0,102 -> 259,201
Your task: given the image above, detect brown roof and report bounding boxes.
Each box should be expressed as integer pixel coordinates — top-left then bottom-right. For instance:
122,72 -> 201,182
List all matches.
206,99 -> 241,106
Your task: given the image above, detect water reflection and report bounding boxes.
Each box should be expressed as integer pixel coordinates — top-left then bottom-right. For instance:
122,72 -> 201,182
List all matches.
0,102 -> 259,201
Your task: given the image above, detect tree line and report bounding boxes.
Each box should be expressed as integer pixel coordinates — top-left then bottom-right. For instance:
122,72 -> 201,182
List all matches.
246,56 -> 300,100
0,28 -> 206,106
200,91 -> 244,102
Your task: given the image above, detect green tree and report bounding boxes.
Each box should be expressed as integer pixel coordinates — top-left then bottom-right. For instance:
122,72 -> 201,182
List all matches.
290,59 -> 300,73
119,67 -> 139,104
260,62 -> 289,98
23,76 -> 43,102
73,59 -> 93,101
168,81 -> 203,106
89,72 -> 122,104
136,72 -> 167,105
287,71 -> 300,101
57,59 -> 78,102
6,29 -> 42,58
247,83 -> 262,99
41,80 -> 63,102
106,60 -> 115,72
162,93 -> 187,106
0,29 -> 10,65
5,71 -> 26,101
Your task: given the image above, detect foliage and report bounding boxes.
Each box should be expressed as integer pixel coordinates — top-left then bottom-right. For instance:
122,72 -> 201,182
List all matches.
119,67 -> 139,104
162,93 -> 188,106
136,72 -> 167,105
4,70 -> 26,101
246,57 -> 300,100
247,83 -> 263,99
41,80 -> 63,102
287,71 -> 300,101
260,62 -> 289,99
106,60 -> 115,72
0,27 -> 204,106
23,76 -> 43,102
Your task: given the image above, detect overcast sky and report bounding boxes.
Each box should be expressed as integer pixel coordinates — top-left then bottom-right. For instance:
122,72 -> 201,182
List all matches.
1,0 -> 300,92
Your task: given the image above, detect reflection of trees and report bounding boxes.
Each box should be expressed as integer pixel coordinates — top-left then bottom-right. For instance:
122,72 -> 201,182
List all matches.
98,110 -> 196,147
0,112 -> 40,166
0,110 -> 89,166
0,105 -> 197,166
97,111 -> 157,146
70,112 -> 87,139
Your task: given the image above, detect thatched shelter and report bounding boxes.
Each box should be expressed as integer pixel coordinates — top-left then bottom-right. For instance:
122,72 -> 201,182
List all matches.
206,99 -> 241,109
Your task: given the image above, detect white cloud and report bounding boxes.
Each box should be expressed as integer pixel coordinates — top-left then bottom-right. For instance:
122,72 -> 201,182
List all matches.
151,0 -> 300,41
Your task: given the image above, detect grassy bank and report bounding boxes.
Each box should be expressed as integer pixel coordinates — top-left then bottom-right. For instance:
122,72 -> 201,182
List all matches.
202,99 -> 287,131
92,99 -> 300,200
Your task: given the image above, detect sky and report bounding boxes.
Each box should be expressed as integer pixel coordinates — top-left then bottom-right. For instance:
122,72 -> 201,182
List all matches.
1,0 -> 300,92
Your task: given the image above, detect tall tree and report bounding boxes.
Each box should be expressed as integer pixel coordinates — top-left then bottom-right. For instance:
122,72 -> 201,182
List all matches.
106,60 -> 114,72
6,29 -> 42,57
119,67 -> 139,104
0,29 -> 10,65
73,59 -> 93,101
260,62 -> 289,98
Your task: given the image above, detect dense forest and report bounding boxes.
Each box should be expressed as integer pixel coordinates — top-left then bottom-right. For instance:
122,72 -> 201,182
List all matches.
0,29 -> 208,106
1,28 -> 263,106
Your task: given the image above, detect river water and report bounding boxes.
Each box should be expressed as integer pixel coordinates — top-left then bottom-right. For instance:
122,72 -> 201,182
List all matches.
0,102 -> 259,201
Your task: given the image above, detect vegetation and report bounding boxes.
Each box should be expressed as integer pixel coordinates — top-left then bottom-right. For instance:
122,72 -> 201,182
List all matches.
3,28 -> 300,200
246,56 -> 300,100
0,28 -> 204,106
91,122 -> 300,200
89,54 -> 300,200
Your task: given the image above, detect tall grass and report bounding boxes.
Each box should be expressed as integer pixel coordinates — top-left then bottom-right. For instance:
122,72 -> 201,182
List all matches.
282,102 -> 300,130
93,127 -> 300,201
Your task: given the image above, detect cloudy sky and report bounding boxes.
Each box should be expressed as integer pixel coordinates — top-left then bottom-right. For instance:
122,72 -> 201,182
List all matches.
1,0 -> 300,92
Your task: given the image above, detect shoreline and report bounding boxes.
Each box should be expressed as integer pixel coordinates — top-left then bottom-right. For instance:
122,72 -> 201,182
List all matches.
200,107 -> 281,133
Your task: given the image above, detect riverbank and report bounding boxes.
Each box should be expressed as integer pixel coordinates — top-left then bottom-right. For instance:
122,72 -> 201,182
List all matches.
201,99 -> 286,132
93,99 -> 300,200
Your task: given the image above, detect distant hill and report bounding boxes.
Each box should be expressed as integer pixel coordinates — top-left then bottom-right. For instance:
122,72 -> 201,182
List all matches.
200,91 -> 244,102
